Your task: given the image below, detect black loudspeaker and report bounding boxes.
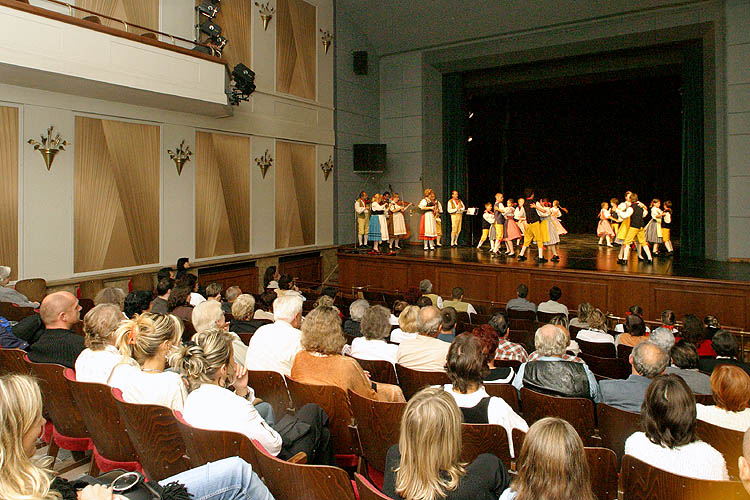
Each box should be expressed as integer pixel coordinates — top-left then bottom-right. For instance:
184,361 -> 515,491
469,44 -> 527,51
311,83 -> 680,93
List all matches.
353,51 -> 368,75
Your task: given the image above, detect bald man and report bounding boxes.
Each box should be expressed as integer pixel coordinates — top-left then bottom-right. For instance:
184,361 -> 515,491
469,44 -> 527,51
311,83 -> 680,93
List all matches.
26,291 -> 84,369
599,341 -> 669,412
740,429 -> 750,494
396,305 -> 451,372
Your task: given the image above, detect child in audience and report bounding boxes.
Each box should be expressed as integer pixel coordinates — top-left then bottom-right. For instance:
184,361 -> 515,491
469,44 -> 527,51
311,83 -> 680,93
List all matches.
597,201 -> 615,247
477,202 -> 495,250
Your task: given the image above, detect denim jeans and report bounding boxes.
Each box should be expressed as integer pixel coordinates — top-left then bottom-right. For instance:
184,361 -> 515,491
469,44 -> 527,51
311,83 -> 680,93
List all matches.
159,457 -> 274,500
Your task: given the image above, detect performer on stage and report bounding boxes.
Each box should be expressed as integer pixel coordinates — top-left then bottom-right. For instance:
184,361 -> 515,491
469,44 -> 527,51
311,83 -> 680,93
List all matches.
389,193 -> 409,250
609,198 -> 620,236
492,193 -> 505,255
515,198 -> 527,234
477,202 -> 495,249
518,188 -> 551,263
597,201 -> 615,247
551,200 -> 568,236
418,189 -> 438,250
446,190 -> 466,247
367,194 -> 389,254
540,199 -> 560,262
382,191 -> 395,253
502,198 -> 523,256
644,198 -> 663,255
661,200 -> 674,255
614,191 -> 633,245
617,193 -> 653,264
355,191 -> 370,247
430,192 -> 444,247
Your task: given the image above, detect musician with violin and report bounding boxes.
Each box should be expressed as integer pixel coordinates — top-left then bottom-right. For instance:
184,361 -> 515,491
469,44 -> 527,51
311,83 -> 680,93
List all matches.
389,193 -> 411,250
355,191 -> 370,247
429,192 -> 444,247
418,188 -> 438,250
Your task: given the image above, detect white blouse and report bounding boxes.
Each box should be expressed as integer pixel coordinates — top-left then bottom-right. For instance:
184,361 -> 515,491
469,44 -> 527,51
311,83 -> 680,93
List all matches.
696,404 -> 750,433
75,345 -> 137,385
575,329 -> 615,344
108,363 -> 187,411
389,328 -> 417,344
350,337 -> 398,364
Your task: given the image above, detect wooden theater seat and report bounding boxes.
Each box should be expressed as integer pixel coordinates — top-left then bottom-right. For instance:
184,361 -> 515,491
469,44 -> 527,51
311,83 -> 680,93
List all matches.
14,278 -> 47,303
395,364 -> 450,400
580,353 -> 631,380
508,329 -> 535,353
246,370 -> 292,419
78,279 -> 104,300
577,339 -> 617,358
483,383 -> 521,413
506,309 -> 536,321
0,347 -> 31,375
536,311 -> 561,323
596,403 -> 641,464
697,419 -> 744,478
355,472 -> 392,500
617,343 -> 634,359
0,302 -> 36,321
520,387 -> 597,446
173,410 -> 259,468
353,357 -> 398,385
461,423 -> 512,469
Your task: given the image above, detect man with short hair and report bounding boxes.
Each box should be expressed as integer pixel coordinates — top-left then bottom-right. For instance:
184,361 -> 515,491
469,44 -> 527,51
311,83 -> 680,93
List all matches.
537,286 -> 568,317
648,326 -> 675,353
442,287 -> 477,315
245,295 -> 304,376
157,267 -> 175,281
666,339 -> 711,395
222,285 -> 242,313
419,279 -> 443,308
150,278 -> 173,315
490,312 -> 528,362
205,282 -> 223,302
506,284 -> 536,313
437,307 -> 457,343
192,300 -> 247,367
740,428 -> 750,494
599,341 -> 669,412
698,330 -> 750,375
26,291 -> 85,369
396,306 -> 451,372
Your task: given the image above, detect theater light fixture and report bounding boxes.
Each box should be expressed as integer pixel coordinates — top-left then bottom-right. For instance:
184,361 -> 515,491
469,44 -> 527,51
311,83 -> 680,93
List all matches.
28,126 -> 68,171
254,149 -> 273,178
227,63 -> 256,106
168,140 -> 193,176
320,29 -> 333,54
196,0 -> 220,19
255,1 -> 274,31
199,19 -> 222,38
320,156 -> 334,180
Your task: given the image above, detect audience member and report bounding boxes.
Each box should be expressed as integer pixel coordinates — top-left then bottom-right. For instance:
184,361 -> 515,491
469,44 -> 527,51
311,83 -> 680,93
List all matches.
390,304 -> 419,344
615,313 -> 649,347
75,304 -> 136,384
396,306 -> 452,372
437,306 -> 457,343
245,295 -> 303,376
490,312 -> 528,363
599,341 -> 669,412
350,305 -> 398,364
157,266 -> 174,281
624,374 -> 728,480
276,274 -> 304,300
537,286 -> 568,318
416,295 -> 433,308
696,365 -> 750,432
569,302 -> 593,329
383,387 -> 509,500
123,290 -> 152,318
150,277 -> 173,314
26,292 -> 84,369
499,417 -> 597,500
94,286 -> 126,311
660,309 -> 678,332
254,291 -> 276,321
223,285 -> 242,314
205,282 -> 223,302
698,330 -> 750,375
574,308 -> 613,344
167,285 -> 194,322
344,298 -> 368,337
0,314 -> 28,350
442,287 -> 477,315
390,299 -> 408,325
506,284 -> 536,313
648,326 -> 676,353
175,256 -> 191,279
470,324 -> 514,383
193,300 -> 246,366
0,265 -> 38,308
403,287 -> 421,306
263,265 -> 280,290
230,294 -> 265,334
512,325 -> 600,401
741,429 -> 750,494
666,339 -> 712,394
614,305 -> 651,334
683,313 -> 715,357
704,315 -> 721,341
419,279 -> 443,308
550,314 -> 579,355
179,274 -> 206,307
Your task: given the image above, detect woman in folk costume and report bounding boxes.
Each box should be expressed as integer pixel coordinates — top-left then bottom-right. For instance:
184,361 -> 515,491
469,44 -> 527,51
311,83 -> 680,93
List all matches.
597,201 -> 615,247
446,190 -> 466,247
539,199 -> 560,262
515,198 -> 527,234
644,198 -> 664,255
551,200 -> 568,236
367,193 -> 389,254
418,188 -> 438,250
614,191 -> 633,245
502,198 -> 523,256
389,193 -> 409,250
492,193 -> 506,255
429,192 -> 444,246
476,202 -> 496,250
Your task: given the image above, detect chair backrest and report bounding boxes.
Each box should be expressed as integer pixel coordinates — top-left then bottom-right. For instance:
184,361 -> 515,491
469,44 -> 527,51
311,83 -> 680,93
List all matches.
111,390 -> 191,481
78,298 -> 95,317
473,313 -> 492,324
493,359 -> 522,371
461,423 -> 511,469
26,360 -> 90,439
173,410 -> 258,469
697,419 -> 743,478
395,364 -> 450,400
579,353 -> 632,380
355,472 -> 392,500
620,454 -> 748,500
237,332 -> 253,345
78,279 -> 104,300
0,302 -> 36,321
695,393 -> 715,406
246,370 -> 292,419
455,311 -> 471,324
348,390 -> 405,472
0,348 -> 31,375
483,383 -> 520,413
285,377 -> 359,455
508,329 -> 535,353
617,343 -> 633,359
509,318 -> 534,332
585,447 -> 619,500
577,339 -> 617,358
181,320 -> 197,342
131,273 -> 154,292
63,369 -> 139,464
536,311 -> 560,323
596,403 -> 641,465
353,357 -> 398,385
252,439 -> 358,500
15,278 -> 47,303
519,387 -> 596,445
506,309 -> 536,321
569,324 -> 584,336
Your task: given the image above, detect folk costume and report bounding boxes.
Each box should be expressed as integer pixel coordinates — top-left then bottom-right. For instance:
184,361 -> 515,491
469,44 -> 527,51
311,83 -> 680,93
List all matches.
368,200 -> 389,252
447,197 -> 466,246
418,192 -> 438,250
477,208 -> 496,249
597,208 -> 615,246
355,198 -> 370,246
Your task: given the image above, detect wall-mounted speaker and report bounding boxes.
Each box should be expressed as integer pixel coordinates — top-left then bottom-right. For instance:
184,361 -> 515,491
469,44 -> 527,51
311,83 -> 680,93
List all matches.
353,51 -> 368,75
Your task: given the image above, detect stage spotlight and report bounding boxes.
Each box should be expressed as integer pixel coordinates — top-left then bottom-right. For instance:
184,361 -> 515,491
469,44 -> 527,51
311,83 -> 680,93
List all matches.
227,63 -> 256,106
469,111 -> 474,119
199,19 -> 222,37
467,136 -> 473,142
196,0 -> 220,19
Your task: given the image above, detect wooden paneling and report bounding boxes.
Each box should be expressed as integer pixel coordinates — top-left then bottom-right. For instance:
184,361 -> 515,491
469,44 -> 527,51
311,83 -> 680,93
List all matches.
437,269 -> 497,301
654,286 -> 746,326
276,0 -> 316,99
197,0 -> 251,70
279,253 -> 321,283
77,0 -> 159,34
275,141 -> 316,249
0,106 -> 18,280
531,277 -> 608,312
198,262 -> 258,297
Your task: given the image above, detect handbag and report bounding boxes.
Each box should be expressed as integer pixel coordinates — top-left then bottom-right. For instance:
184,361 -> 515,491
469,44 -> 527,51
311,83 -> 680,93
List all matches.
72,470 -> 190,500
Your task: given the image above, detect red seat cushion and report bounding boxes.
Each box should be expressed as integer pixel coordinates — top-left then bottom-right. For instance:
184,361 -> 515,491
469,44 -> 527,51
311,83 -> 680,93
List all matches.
52,427 -> 92,452
93,447 -> 143,474
367,463 -> 385,491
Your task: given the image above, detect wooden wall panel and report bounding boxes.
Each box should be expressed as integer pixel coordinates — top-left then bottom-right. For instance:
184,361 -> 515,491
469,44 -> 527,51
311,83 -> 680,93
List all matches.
196,132 -> 251,258
276,0 -> 316,99
495,270 -> 533,305
198,262 -> 258,298
531,277 -> 608,313
196,0 -> 252,70
0,106 -> 18,280
437,269 -> 497,302
74,116 -> 160,272
279,253 -> 322,283
653,286 -> 746,326
77,0 -> 159,34
275,141 -> 315,249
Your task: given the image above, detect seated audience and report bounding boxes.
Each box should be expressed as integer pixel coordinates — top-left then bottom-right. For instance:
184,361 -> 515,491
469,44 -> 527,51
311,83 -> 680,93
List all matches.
263,265 -> 280,291
175,256 -> 191,280
0,265 -> 38,308
108,313 -> 187,410
550,314 -> 579,355
660,309 -> 678,332
396,306 -> 452,372
75,304 -> 136,384
416,295 -> 433,308
682,313 -> 716,357
666,339 -> 712,395
471,325 -> 514,383
94,286 -> 126,312
26,292 -> 84,369
176,329 -> 334,465
0,314 -> 28,350
704,315 -> 721,341
390,299 -> 407,325
390,304 -> 420,344
193,300 -> 246,366
351,305 -> 398,364
614,305 -> 651,334
383,387 -> 509,500
276,274 -> 305,300
569,302 -> 593,329
419,279 -> 443,308
696,365 -> 750,432
537,286 -> 568,318
0,374 -> 274,500
205,282 -> 223,302
223,285 -> 242,313
648,326 -> 676,353
253,291 -> 276,321
615,313 -> 649,347
230,294 -> 265,334
698,330 -> 750,375
344,298 -> 369,337
512,324 -> 601,401
574,308 -> 613,344
245,295 -> 303,376
437,306 -> 457,343
167,285 -> 194,322
150,277 -> 173,314
443,333 -> 528,456
490,312 -> 528,363
499,417 -> 597,500
179,273 -> 206,307
741,429 -> 750,494
123,290 -> 152,318
599,341 -> 669,412
506,284 -> 536,314
624,374 -> 728,480
442,286 -> 478,315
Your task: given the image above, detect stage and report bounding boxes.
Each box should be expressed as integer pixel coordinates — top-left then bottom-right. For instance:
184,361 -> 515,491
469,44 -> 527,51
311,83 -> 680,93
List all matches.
337,235 -> 750,330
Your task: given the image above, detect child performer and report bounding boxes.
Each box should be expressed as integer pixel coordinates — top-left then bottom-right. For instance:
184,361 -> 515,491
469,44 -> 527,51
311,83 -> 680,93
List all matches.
518,188 -> 551,262
492,193 -> 505,255
609,198 -> 620,236
597,201 -> 615,247
418,188 -> 438,250
355,191 -> 370,247
446,190 -> 466,247
617,193 -> 653,264
503,198 -> 523,256
644,198 -> 664,255
540,199 -> 560,262
515,198 -> 527,234
430,192 -> 444,246
551,200 -> 568,236
661,200 -> 674,255
477,202 -> 496,249
368,194 -> 389,253
389,193 -> 409,249
614,191 -> 632,245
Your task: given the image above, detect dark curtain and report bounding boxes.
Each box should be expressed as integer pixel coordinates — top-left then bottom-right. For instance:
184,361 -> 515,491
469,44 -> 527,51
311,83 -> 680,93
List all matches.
443,73 -> 469,244
679,43 -> 705,258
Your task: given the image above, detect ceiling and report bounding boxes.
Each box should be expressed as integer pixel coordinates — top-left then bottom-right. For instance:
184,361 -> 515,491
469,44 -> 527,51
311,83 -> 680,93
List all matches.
336,0 -> 704,56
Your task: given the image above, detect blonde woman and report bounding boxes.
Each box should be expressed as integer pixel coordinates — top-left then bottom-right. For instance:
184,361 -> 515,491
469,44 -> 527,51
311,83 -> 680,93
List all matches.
0,374 -> 273,500
390,305 -> 420,344
499,417 -> 596,500
230,294 -> 265,333
74,304 -> 137,384
107,313 -> 187,411
383,387 -> 508,500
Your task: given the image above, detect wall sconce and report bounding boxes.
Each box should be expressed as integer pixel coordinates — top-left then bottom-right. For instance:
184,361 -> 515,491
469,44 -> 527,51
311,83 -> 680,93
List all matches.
254,149 -> 273,178
320,155 -> 333,180
255,2 -> 274,31
168,140 -> 193,176
320,29 -> 333,54
28,126 -> 69,171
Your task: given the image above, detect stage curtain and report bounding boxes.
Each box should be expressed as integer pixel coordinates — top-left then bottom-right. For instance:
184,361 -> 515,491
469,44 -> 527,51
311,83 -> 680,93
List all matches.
0,106 -> 18,280
442,72 -> 469,244
679,43 -> 705,259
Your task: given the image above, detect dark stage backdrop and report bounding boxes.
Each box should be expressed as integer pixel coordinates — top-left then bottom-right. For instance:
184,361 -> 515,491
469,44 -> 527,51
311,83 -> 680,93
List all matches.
465,76 -> 683,236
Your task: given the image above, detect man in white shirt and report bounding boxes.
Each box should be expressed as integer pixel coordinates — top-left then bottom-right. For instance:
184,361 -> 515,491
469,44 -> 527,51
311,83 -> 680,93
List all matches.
245,295 -> 303,376
537,286 -> 568,318
396,306 -> 451,372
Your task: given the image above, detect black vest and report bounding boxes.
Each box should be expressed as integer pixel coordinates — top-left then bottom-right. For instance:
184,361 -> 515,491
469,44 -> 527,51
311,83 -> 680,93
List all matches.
459,397 -> 491,424
525,202 -> 540,224
522,360 -> 590,398
661,210 -> 672,228
629,205 -> 645,229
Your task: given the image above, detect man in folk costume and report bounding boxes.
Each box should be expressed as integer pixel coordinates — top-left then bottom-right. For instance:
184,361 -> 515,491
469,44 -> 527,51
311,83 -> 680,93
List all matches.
418,188 -> 438,250
447,190 -> 466,247
355,191 -> 370,247
517,188 -> 551,263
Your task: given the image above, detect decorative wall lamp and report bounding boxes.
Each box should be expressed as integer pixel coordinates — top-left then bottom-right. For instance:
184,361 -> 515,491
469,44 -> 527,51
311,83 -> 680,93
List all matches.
320,155 -> 333,180
255,2 -> 274,31
168,140 -> 193,176
28,126 -> 68,171
255,149 -> 273,178
320,29 -> 333,54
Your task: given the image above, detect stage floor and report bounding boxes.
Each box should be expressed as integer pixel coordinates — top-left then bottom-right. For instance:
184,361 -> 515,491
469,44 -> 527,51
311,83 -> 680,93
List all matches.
341,234 -> 750,283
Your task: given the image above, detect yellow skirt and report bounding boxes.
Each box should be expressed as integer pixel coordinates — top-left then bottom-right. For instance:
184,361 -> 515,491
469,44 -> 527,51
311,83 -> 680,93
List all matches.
616,218 -> 631,241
